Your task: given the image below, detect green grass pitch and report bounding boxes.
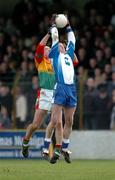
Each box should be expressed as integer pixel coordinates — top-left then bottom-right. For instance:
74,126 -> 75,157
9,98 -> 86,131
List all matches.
0,159 -> 115,180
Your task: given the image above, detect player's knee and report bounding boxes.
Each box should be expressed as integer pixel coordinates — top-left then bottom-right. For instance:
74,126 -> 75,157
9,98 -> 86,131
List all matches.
56,121 -> 62,129
65,117 -> 73,127
50,120 -> 56,128
51,114 -> 58,127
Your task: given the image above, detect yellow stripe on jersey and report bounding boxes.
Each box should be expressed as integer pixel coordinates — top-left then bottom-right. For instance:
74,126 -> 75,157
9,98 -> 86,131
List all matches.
35,57 -> 53,73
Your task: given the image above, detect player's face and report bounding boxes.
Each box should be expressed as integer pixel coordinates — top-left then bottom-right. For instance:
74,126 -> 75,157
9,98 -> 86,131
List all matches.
59,43 -> 66,54
44,46 -> 50,57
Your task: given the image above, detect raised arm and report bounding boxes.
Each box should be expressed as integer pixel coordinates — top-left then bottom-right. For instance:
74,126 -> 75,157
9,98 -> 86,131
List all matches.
49,15 -> 60,58
66,18 -> 76,60
66,25 -> 76,48
39,33 -> 50,45
35,33 -> 50,65
50,25 -> 59,47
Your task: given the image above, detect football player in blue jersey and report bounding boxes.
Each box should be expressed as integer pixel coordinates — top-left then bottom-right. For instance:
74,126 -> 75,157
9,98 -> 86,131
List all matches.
47,15 -> 77,164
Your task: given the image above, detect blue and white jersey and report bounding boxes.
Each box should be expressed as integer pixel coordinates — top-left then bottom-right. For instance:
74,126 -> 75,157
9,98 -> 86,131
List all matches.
49,26 -> 76,85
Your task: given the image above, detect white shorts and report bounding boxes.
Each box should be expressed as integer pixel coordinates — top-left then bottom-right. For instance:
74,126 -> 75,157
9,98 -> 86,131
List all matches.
35,88 -> 53,111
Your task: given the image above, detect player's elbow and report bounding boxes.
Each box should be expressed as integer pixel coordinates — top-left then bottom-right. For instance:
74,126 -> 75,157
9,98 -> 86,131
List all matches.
68,32 -> 76,46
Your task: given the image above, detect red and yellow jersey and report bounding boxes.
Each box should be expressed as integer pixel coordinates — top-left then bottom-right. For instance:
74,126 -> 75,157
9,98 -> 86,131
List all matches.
34,44 -> 55,90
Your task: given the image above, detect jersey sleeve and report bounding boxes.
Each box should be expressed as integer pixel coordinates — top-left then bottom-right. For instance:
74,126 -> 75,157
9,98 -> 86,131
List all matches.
66,26 -> 76,61
34,44 -> 45,64
66,41 -> 75,61
49,42 -> 59,59
49,26 -> 60,59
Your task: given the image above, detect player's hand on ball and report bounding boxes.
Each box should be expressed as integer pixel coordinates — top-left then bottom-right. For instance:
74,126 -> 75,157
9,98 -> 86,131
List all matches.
48,14 -> 57,35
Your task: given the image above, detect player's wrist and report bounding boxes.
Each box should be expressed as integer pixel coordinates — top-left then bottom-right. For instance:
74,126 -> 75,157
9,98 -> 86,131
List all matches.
48,24 -> 57,35
47,29 -> 51,35
66,25 -> 72,33
47,30 -> 51,36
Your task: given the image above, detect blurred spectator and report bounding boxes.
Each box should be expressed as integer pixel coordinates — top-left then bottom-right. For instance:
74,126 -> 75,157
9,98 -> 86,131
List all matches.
103,31 -> 114,47
108,71 -> 115,95
95,49 -> 105,69
99,41 -> 106,51
88,57 -> 97,77
80,37 -> 92,59
5,19 -> 18,36
78,48 -> 88,68
18,61 -> 32,93
0,105 -> 11,129
15,85 -> 27,128
110,56 -> 115,72
0,60 -> 16,87
0,33 -> 6,60
12,0 -> 39,37
94,67 -> 103,87
0,83 -> 13,119
93,83 -> 112,129
27,76 -> 38,124
101,72 -> 108,84
83,78 -> 98,129
77,66 -> 87,83
21,48 -> 30,61
111,14 -> 115,27
94,15 -> 105,36
28,61 -> 36,77
110,89 -> 115,129
0,62 -> 9,83
104,46 -> 112,63
104,63 -> 112,80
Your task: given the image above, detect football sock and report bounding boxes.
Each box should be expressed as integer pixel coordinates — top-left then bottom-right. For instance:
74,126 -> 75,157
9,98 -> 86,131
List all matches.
62,139 -> 70,151
44,138 -> 51,150
55,144 -> 61,156
23,137 -> 29,145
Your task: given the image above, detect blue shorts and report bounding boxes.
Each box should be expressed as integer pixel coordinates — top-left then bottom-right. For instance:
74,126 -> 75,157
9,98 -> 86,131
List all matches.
53,83 -> 77,107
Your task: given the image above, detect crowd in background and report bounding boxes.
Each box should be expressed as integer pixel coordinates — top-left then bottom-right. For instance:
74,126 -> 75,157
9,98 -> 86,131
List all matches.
0,0 -> 115,130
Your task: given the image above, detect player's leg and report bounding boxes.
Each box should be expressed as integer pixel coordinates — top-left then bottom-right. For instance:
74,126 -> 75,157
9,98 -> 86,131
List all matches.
63,107 -> 75,139
44,118 -> 56,146
50,104 -> 63,164
22,88 -> 53,158
40,93 -> 55,159
25,109 -> 46,140
49,83 -> 66,163
22,89 -> 47,158
22,109 -> 46,158
61,107 -> 76,163
42,108 -> 63,161
42,119 -> 55,160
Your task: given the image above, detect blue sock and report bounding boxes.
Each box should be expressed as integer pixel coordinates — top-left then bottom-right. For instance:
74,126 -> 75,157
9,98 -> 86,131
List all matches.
43,138 -> 51,150
62,139 -> 70,150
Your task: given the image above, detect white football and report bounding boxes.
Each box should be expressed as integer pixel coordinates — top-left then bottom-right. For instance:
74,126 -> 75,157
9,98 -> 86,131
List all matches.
55,14 -> 68,28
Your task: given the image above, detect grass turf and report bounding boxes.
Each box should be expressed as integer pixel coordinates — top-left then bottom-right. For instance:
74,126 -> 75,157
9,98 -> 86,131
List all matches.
0,159 -> 115,180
